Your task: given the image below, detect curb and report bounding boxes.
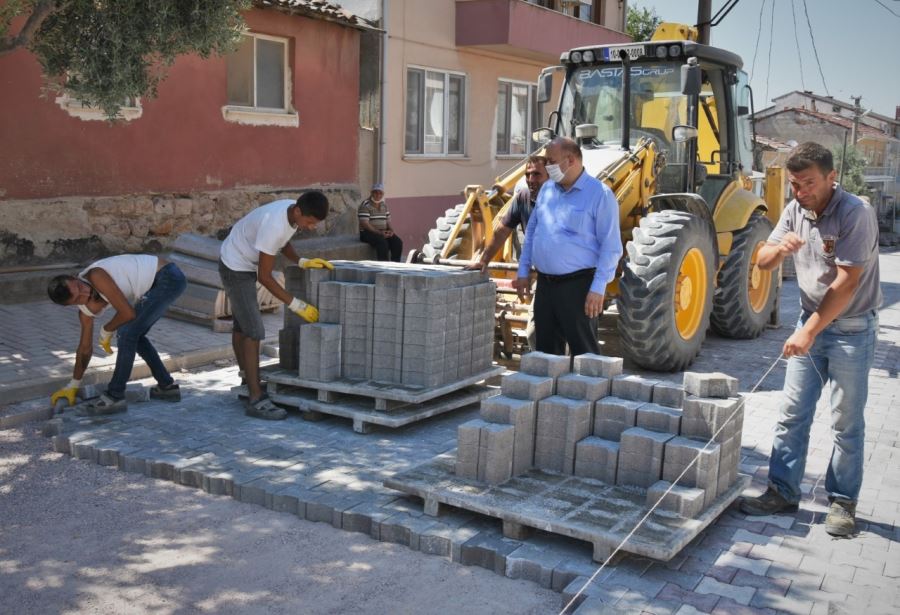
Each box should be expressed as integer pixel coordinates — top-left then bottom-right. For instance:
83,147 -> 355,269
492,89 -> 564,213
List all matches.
0,336 -> 278,429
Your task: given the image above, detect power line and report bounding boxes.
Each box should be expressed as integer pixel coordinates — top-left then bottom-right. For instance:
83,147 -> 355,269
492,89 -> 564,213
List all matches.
873,0 -> 900,18
749,0 -> 767,80
764,0 -> 776,103
790,0 -> 806,90
801,0 -> 830,95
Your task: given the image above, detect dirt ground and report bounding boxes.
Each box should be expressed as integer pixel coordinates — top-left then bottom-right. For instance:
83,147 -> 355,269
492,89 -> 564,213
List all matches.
0,424 -> 560,615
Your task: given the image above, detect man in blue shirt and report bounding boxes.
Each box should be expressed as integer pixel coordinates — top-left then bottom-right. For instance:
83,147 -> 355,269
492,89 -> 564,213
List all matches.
513,137 -> 622,356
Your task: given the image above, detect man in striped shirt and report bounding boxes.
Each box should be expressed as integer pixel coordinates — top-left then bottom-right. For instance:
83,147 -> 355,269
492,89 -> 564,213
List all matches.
358,183 -> 403,261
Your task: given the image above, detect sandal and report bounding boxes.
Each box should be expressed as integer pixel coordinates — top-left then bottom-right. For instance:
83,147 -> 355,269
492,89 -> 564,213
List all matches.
79,393 -> 128,416
244,393 -> 286,420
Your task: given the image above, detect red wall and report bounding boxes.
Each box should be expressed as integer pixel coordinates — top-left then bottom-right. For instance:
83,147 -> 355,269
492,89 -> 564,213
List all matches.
0,9 -> 360,200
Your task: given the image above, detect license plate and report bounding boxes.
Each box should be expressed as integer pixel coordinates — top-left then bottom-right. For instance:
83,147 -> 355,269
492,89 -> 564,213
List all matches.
604,44 -> 644,62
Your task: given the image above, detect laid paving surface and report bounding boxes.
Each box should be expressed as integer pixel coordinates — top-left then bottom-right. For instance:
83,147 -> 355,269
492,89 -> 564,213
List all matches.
4,250 -> 900,614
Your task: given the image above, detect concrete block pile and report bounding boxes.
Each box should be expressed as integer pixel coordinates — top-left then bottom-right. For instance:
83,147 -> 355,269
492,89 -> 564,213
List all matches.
454,352 -> 745,519
281,261 -> 495,388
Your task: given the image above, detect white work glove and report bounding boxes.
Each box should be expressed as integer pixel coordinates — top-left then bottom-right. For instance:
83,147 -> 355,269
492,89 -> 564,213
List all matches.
99,326 -> 114,355
288,297 -> 319,323
297,257 -> 334,270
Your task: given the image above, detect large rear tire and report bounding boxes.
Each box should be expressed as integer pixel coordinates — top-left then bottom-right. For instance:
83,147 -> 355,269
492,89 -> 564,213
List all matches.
422,203 -> 469,260
710,212 -> 777,339
618,211 -> 715,372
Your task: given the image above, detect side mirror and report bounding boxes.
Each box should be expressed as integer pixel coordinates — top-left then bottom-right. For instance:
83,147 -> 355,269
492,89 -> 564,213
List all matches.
537,68 -> 554,104
672,125 -> 699,142
680,59 -> 701,96
532,127 -> 555,144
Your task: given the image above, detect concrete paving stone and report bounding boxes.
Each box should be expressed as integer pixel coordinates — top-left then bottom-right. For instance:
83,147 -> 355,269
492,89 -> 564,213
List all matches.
640,563 -> 703,591
683,372 -> 739,399
556,373 -> 610,402
695,576 -> 756,606
647,481 -> 706,518
572,353 -> 623,379
652,381 -> 686,409
459,530 -> 523,575
711,597 -> 780,615
750,590 -> 814,614
377,511 -> 440,550
500,372 -> 555,401
655,582 -> 721,613
593,397 -> 643,441
504,543 -> 565,588
747,543 -> 803,569
714,550 -> 771,576
730,569 -> 791,596
636,403 -> 682,434
611,374 -> 660,403
520,351 -> 571,378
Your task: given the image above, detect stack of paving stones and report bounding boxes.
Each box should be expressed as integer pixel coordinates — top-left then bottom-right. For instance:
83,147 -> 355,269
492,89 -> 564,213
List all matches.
454,352 -> 745,519
282,261 -> 494,388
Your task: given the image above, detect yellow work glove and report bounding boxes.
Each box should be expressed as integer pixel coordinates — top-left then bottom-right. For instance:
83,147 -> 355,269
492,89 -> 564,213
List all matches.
50,378 -> 81,407
288,297 -> 319,323
298,257 -> 334,270
99,326 -> 114,355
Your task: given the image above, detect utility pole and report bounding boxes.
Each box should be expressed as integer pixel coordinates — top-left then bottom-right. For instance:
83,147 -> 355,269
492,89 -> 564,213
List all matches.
697,0 -> 712,44
850,95 -> 863,145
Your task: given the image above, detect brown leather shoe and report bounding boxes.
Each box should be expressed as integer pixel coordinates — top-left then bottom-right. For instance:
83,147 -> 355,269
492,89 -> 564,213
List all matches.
825,500 -> 857,537
739,487 -> 799,516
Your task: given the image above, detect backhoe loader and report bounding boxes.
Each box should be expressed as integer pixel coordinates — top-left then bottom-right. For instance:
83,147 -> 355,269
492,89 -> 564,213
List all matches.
411,23 -> 785,372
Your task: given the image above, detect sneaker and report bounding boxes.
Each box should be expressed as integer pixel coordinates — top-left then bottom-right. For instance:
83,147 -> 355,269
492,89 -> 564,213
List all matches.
739,487 -> 799,516
81,394 -> 128,416
244,394 -> 286,420
150,383 -> 181,402
825,499 -> 857,537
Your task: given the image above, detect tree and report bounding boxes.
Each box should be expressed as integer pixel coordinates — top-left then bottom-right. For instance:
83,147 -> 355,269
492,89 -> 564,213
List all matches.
833,144 -> 871,197
626,5 -> 662,42
1,0 -> 249,118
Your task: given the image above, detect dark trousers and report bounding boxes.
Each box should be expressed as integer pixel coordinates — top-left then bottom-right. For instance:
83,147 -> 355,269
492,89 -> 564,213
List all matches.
360,229 -> 403,262
533,269 -> 600,357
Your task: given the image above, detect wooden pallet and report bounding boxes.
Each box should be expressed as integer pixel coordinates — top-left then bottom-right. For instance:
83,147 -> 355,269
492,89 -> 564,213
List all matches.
385,452 -> 750,562
262,366 -> 504,433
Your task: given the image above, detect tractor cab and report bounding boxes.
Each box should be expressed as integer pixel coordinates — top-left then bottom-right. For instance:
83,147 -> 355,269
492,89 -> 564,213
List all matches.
538,37 -> 756,214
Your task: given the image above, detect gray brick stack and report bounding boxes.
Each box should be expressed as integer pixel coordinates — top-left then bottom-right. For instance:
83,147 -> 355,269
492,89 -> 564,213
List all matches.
681,372 -> 744,499
636,402 -> 683,434
593,397 -> 642,441
662,436 -> 721,507
617,427 -> 675,488
282,266 -> 333,370
646,480 -> 706,518
574,436 -> 619,484
534,396 -> 592,474
573,353 -> 623,378
287,262 -> 495,388
479,396 -> 537,476
451,354 -> 746,522
340,283 -> 374,380
611,374 -> 660,402
297,324 -> 341,381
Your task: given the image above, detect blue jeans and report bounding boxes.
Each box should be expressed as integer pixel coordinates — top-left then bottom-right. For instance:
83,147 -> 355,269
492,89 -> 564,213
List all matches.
107,263 -> 187,399
768,309 -> 878,504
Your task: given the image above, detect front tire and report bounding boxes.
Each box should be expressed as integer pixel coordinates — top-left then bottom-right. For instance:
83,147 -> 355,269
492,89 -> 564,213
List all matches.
710,212 -> 777,338
618,211 -> 715,372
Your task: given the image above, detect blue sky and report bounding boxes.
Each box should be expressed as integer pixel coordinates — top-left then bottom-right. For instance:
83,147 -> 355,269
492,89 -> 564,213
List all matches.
630,0 -> 900,119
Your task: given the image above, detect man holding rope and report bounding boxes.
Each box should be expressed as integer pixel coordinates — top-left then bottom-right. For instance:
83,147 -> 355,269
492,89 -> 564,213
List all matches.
739,142 -> 881,537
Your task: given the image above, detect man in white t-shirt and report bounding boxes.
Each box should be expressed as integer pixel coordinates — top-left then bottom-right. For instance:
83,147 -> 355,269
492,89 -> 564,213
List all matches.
219,190 -> 333,420
47,254 -> 188,414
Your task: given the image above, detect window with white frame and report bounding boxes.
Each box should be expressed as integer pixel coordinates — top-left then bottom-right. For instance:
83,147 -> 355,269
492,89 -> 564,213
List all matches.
496,80 -> 539,156
224,32 -> 297,127
405,67 -> 466,156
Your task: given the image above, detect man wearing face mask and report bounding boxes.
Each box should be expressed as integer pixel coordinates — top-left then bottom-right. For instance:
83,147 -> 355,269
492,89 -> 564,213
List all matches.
358,183 -> 403,262
513,137 -> 622,356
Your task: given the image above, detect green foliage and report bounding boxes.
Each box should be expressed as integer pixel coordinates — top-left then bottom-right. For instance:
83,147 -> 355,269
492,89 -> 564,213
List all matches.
0,0 -> 35,40
833,145 -> 871,197
27,0 -> 249,118
626,5 -> 662,42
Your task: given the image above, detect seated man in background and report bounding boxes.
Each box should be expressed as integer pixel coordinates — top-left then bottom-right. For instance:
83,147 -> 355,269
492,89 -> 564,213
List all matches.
358,183 -> 403,261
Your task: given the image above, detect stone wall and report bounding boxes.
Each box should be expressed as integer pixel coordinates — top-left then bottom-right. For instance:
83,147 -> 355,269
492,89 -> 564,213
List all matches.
0,185 -> 361,267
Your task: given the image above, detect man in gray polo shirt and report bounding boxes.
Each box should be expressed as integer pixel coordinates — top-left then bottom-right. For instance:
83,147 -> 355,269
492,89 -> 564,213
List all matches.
740,142 -> 881,537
